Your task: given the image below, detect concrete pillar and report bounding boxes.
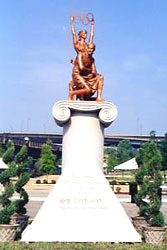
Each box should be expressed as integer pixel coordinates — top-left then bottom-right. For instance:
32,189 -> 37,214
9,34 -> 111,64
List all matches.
53,100 -> 118,173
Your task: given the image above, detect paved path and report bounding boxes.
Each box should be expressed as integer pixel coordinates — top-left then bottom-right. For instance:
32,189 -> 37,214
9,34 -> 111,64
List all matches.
14,190 -> 167,223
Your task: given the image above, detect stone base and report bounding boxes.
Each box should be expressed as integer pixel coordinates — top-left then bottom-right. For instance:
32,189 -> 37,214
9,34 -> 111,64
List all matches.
22,159 -> 141,242
21,101 -> 141,242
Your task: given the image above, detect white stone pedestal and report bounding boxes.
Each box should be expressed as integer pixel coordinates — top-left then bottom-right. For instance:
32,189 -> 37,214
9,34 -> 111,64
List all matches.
21,101 -> 141,242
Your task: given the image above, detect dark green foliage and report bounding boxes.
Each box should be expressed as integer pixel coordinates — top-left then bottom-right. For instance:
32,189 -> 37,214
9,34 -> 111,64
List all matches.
0,145 -> 2,157
104,147 -> 118,170
14,145 -> 30,215
34,159 -> 42,176
0,141 -> 17,224
15,172 -> 30,193
14,190 -> 29,215
25,156 -> 34,174
0,203 -> 16,224
51,180 -> 56,184
3,149 -> 14,164
0,162 -> 17,185
135,167 -> 146,185
160,133 -> 167,171
0,144 -> 4,157
2,140 -> 15,164
110,180 -> 117,185
0,182 -> 15,207
56,158 -> 62,166
15,145 -> 28,164
43,179 -> 48,184
135,141 -> 165,226
150,211 -> 165,227
40,140 -> 57,175
117,140 -> 135,164
0,142 -> 30,223
14,172 -> 30,214
150,130 -> 156,141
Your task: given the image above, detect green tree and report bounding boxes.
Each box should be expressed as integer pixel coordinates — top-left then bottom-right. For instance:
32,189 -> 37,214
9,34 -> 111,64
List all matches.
15,145 -> 30,215
3,140 -> 15,164
40,140 -> 57,178
160,133 -> 167,171
104,147 -> 118,170
117,140 -> 135,164
34,159 -> 42,176
25,156 -> 34,174
135,141 -> 164,227
150,130 -> 156,141
15,145 -> 28,164
0,141 -> 17,224
0,144 -> 4,157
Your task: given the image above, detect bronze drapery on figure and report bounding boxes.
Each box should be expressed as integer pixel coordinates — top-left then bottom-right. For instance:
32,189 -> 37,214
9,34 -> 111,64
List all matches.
68,11 -> 104,101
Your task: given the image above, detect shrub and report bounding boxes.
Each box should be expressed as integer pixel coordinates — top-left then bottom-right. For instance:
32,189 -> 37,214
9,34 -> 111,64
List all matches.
0,141 -> 17,224
116,187 -> 121,193
14,145 -> 30,215
40,140 -> 57,175
110,180 -> 117,185
51,180 -> 56,184
0,203 -> 16,224
36,179 -> 41,184
134,141 -> 165,226
43,179 -> 48,184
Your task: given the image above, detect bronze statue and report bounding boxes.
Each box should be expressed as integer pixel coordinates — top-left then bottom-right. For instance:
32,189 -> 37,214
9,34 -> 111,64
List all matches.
68,12 -> 104,101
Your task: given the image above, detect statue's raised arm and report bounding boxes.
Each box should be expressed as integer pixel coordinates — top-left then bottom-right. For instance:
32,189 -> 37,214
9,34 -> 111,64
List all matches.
89,19 -> 94,43
69,11 -> 94,54
70,16 -> 77,50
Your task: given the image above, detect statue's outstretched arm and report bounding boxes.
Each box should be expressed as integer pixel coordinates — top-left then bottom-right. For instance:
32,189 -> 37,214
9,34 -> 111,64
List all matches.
89,19 -> 94,43
70,16 -> 77,47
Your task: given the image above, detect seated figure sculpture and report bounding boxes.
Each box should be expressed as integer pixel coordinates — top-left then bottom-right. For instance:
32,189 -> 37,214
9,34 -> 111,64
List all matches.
68,15 -> 104,101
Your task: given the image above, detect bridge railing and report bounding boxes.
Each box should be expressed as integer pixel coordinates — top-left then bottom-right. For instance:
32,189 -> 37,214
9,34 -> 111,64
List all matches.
0,137 -> 62,152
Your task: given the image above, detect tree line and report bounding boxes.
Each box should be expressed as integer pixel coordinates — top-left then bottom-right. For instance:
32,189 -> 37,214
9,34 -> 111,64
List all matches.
0,139 -> 59,178
104,132 -> 167,172
1,132 -> 167,175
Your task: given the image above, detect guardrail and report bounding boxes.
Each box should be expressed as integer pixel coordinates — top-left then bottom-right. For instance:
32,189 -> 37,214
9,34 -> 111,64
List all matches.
0,137 -> 62,152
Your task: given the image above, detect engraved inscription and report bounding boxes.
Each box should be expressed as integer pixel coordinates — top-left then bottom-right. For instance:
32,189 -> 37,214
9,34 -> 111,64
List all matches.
58,175 -> 107,209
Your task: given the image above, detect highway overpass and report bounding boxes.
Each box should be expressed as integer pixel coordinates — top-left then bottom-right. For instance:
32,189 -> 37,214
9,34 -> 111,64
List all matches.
0,132 -> 164,155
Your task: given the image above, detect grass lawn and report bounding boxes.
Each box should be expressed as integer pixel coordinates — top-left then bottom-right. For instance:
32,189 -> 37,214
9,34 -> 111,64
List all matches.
0,232 -> 167,250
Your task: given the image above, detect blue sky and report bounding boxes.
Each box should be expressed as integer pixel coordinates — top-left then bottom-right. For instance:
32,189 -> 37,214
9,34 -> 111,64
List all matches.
0,0 -> 167,135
